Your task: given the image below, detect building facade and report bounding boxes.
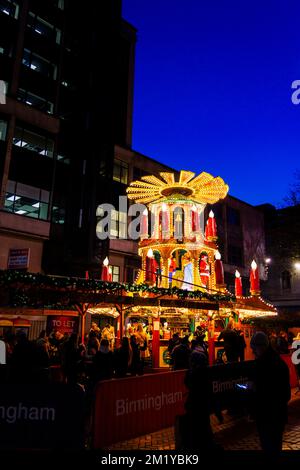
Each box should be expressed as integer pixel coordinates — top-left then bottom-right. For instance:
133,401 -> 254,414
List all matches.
0,0 -> 135,276
260,203 -> 300,319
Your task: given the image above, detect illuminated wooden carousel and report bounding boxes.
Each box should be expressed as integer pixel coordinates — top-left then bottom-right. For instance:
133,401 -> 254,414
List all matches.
127,170 -> 229,292
126,169 -> 277,365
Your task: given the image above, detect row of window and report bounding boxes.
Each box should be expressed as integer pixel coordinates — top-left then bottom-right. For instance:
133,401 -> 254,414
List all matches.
17,88 -> 54,114
22,48 -> 57,80
0,120 -> 71,164
13,126 -> 55,158
4,180 -> 50,220
4,180 -> 65,224
27,11 -> 61,45
112,161 -> 152,186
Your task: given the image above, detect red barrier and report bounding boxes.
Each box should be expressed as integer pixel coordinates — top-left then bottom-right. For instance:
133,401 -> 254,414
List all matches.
92,370 -> 187,448
281,354 -> 299,388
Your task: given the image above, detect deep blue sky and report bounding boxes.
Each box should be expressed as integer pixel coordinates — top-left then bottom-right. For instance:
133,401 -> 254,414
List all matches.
122,0 -> 300,206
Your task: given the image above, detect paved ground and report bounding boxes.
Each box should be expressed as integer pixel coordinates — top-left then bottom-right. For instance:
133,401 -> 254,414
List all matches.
106,389 -> 300,451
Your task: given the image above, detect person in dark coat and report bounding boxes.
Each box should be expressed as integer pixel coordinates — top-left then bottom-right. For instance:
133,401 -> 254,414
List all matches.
218,320 -> 239,362
171,336 -> 191,370
92,339 -> 114,382
250,331 -> 291,455
235,329 -> 246,361
176,348 -> 222,452
114,337 -> 132,377
129,335 -> 141,375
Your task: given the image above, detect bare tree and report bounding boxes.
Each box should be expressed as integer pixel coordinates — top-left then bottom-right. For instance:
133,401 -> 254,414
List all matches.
283,170 -> 300,206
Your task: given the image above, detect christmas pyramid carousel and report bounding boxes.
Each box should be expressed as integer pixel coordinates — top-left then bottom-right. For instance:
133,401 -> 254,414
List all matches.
126,169 -> 277,319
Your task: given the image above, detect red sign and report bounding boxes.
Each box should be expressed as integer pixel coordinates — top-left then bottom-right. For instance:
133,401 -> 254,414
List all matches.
92,371 -> 187,448
7,248 -> 30,269
46,315 -> 79,335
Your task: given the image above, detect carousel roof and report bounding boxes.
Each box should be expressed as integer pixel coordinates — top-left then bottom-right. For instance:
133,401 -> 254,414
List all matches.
235,295 -> 277,318
127,170 -> 229,205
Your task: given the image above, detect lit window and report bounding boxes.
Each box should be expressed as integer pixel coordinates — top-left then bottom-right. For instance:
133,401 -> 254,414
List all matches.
4,181 -> 50,221
13,126 -> 54,158
111,266 -> 120,282
27,12 -> 62,45
57,0 -> 64,10
0,0 -> 19,19
22,49 -> 57,80
51,205 -> 65,224
113,159 -> 128,184
17,89 -> 54,114
57,153 -> 70,164
0,120 -> 7,141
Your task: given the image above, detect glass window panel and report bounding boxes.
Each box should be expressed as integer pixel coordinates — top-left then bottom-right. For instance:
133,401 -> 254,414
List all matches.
112,266 -> 120,282
39,202 -> 48,219
4,181 -> 49,220
17,89 -> 54,114
22,49 -> 57,80
0,0 -> 19,19
13,126 -> 54,159
113,159 -> 128,184
0,120 -> 7,141
40,189 -> 50,203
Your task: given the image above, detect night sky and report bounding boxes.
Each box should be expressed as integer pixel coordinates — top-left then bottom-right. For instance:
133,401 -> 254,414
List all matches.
122,0 -> 300,207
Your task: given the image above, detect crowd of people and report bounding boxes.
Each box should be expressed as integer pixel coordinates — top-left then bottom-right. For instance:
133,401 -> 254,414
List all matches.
0,320 -> 294,455
0,321 -> 151,385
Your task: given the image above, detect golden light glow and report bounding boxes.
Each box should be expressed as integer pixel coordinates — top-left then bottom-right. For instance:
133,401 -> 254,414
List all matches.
127,170 -> 229,205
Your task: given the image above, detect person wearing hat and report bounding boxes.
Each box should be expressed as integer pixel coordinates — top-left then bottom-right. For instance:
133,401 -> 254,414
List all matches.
250,331 -> 291,455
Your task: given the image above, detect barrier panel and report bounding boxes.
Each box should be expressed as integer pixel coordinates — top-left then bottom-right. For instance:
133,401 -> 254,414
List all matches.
0,382 -> 85,449
92,370 -> 187,448
92,361 -> 256,448
92,357 -> 295,449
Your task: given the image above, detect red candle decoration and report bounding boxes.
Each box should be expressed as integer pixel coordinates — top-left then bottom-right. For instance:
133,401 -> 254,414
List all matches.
108,267 -> 113,282
250,260 -> 260,293
208,210 -> 217,237
214,251 -> 224,285
101,257 -> 109,281
191,205 -> 199,233
85,271 -> 89,280
205,220 -> 211,239
235,270 -> 243,297
140,208 -> 148,239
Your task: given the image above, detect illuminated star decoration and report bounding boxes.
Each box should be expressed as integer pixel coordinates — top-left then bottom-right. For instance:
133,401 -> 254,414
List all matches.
126,170 -> 229,205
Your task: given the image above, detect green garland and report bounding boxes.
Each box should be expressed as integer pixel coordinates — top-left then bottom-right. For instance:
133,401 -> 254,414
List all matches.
0,269 -> 234,304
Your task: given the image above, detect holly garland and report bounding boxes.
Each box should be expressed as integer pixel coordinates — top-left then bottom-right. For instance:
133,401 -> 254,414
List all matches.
0,269 -> 234,303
